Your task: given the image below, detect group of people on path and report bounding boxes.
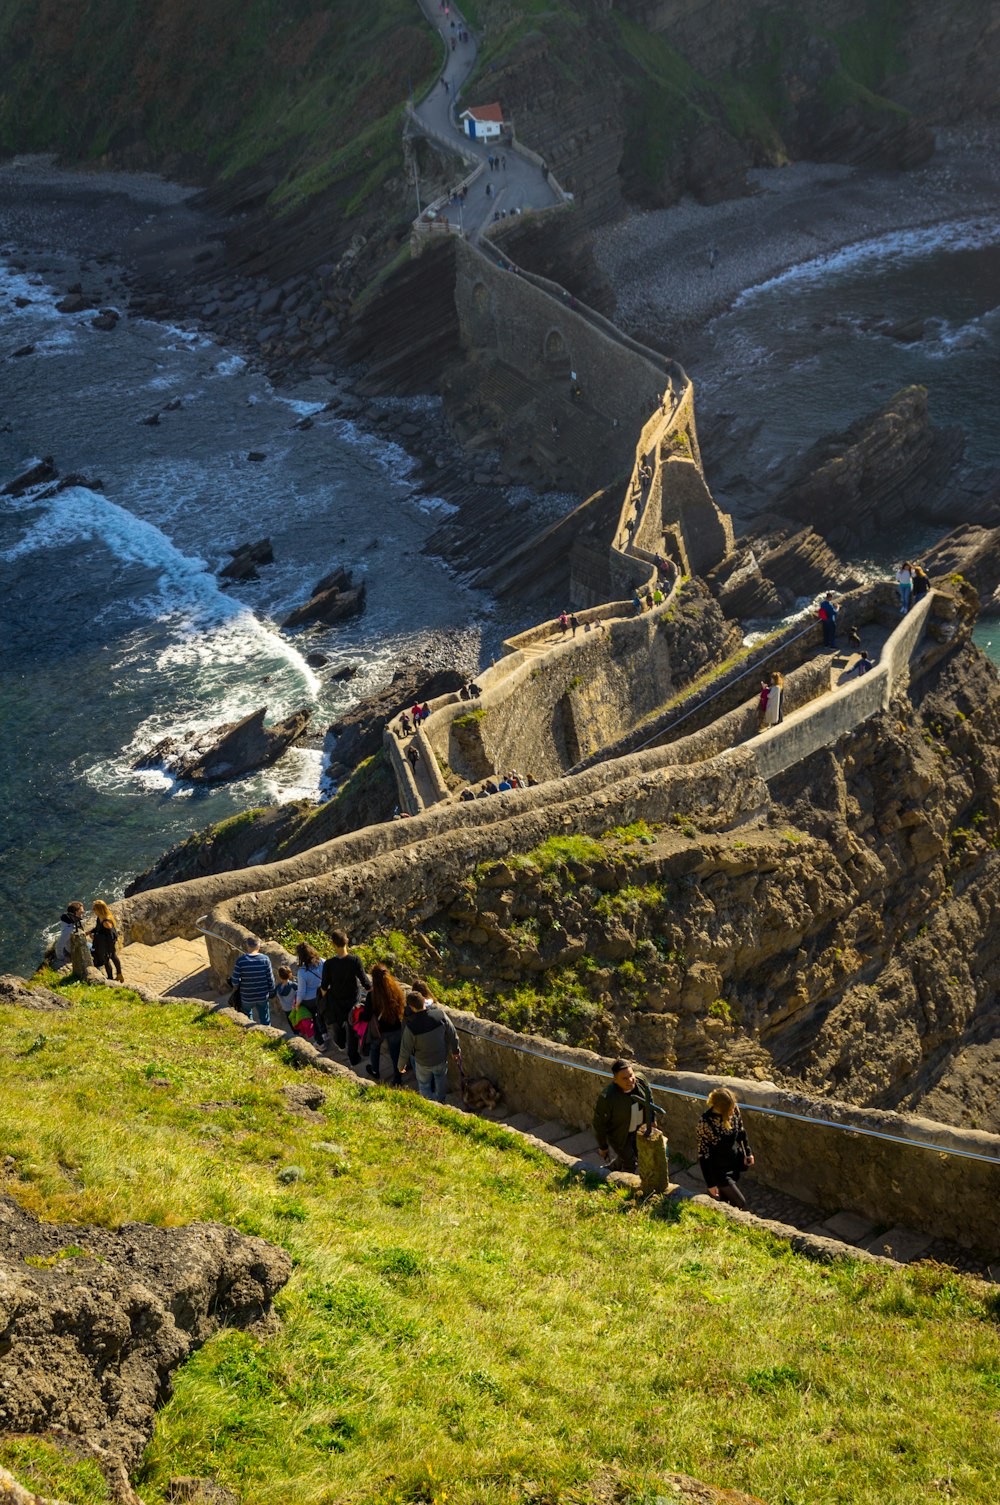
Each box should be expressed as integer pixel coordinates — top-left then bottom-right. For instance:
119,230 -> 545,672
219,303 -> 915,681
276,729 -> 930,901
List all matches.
51,899 -> 124,981
229,932 -> 461,1103
896,561 -> 929,614
593,1060 -> 754,1206
632,583 -> 666,615
459,770 -> 535,799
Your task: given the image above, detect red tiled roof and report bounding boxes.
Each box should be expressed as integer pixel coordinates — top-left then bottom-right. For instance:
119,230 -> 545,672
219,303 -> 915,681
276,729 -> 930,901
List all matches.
462,102 -> 504,122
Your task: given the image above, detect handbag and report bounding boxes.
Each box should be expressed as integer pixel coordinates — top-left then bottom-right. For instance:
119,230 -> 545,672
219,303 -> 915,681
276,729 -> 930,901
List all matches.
228,983 -> 242,1010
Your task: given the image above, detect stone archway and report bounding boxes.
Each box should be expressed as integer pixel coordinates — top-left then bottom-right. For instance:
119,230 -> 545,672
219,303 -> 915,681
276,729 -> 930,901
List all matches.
542,326 -> 571,376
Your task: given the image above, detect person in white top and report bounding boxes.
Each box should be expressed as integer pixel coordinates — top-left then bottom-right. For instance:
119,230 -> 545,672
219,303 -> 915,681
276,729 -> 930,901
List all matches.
896,562 -> 913,615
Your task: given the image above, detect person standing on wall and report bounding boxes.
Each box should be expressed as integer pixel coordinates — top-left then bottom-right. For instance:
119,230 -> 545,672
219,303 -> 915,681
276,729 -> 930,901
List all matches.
697,1087 -> 754,1208
818,592 -> 838,650
317,930 -> 371,1061
593,1059 -> 654,1174
896,561 -> 913,614
764,670 -> 784,726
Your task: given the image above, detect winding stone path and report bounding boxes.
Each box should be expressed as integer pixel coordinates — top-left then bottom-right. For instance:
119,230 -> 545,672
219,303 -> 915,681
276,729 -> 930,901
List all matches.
110,940 -> 1000,1283
408,0 -> 562,241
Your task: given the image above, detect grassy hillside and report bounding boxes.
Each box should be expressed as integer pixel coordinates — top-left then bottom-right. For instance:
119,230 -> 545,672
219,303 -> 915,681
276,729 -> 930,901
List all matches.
0,0 -> 438,214
0,0 -> 924,224
1,978 -> 999,1504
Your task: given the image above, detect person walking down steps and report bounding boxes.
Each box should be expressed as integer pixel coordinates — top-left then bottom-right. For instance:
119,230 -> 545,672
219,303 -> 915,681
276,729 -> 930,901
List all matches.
697,1087 -> 754,1208
229,936 -> 277,1027
399,987 -> 461,1103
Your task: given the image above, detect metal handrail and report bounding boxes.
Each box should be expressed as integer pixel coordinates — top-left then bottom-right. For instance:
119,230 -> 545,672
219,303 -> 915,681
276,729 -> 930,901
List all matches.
196,915 -> 1000,1167
621,619 -> 818,761
450,1023 -> 1000,1167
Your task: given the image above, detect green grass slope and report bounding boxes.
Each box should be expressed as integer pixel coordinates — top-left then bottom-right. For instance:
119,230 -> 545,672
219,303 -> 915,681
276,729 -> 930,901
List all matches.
1,979 -> 999,1504
0,0 -> 438,214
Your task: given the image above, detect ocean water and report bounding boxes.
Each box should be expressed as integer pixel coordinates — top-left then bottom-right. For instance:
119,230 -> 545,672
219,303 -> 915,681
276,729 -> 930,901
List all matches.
689,211 -> 1000,673
0,258 -> 495,972
693,213 -> 1000,480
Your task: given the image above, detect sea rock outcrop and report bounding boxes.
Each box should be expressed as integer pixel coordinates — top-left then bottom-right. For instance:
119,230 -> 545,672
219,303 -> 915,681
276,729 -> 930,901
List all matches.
771,387 -> 964,552
135,706 -> 310,784
281,567 -> 366,630
920,524 -> 1000,617
217,537 -> 274,582
2,458 -> 57,497
0,1197 -> 290,1471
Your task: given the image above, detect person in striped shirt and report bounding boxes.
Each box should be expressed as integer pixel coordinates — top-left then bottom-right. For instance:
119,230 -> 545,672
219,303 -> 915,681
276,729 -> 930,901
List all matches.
230,936 -> 277,1026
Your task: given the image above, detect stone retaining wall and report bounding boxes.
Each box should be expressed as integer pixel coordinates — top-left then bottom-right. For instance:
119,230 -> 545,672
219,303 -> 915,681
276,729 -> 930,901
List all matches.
423,574 -> 684,783
443,1013 -> 1000,1254
752,592 -> 936,782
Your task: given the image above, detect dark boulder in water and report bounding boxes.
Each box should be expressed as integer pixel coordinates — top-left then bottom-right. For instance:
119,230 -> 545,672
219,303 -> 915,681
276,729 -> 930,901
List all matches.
2,457 -> 57,496
135,705 -> 311,783
281,568 -> 366,629
55,292 -> 93,314
91,309 -> 120,331
218,537 -> 274,581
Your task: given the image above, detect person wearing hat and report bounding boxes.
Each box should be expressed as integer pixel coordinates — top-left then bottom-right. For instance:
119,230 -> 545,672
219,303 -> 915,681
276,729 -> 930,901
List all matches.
593,1059 -> 654,1173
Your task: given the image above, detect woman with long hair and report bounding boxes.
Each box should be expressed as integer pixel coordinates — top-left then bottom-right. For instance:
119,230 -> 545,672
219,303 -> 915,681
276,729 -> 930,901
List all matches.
365,962 -> 406,1085
294,941 -> 324,1032
90,900 -> 124,982
697,1087 -> 754,1208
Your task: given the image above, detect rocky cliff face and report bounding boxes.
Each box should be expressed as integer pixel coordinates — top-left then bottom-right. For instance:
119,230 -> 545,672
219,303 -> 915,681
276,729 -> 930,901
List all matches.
364,584 -> 1000,1133
768,386 -> 966,553
0,1198 -> 289,1478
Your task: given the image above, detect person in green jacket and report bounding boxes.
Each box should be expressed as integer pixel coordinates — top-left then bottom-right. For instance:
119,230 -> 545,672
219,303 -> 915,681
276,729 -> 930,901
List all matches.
593,1059 -> 653,1173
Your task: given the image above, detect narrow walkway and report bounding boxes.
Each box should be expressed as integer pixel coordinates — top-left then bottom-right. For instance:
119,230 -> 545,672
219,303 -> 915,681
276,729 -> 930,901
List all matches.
120,936 -> 224,1004
409,0 -> 561,240
117,939 -> 997,1281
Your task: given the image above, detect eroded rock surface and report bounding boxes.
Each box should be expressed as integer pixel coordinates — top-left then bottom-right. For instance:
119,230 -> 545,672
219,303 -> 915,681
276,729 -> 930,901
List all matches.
281,567 -> 366,629
0,976 -> 69,1012
135,706 -> 310,784
0,1198 -> 290,1471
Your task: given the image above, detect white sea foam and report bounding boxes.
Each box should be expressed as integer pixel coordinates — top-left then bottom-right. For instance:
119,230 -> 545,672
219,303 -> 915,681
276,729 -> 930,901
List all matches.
924,306 -> 999,358
414,495 -> 459,517
1,483 -> 321,699
734,215 -> 1000,307
215,354 -> 246,376
277,395 -> 328,418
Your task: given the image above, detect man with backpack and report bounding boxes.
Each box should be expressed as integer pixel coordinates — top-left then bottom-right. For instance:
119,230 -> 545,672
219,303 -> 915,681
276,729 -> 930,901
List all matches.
398,988 -> 461,1102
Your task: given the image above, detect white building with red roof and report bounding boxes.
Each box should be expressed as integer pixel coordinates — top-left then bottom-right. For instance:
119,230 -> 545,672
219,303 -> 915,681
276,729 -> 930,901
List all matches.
460,102 -> 504,141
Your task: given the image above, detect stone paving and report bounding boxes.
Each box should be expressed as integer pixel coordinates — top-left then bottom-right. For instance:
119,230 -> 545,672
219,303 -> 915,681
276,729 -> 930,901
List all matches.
409,0 -> 561,240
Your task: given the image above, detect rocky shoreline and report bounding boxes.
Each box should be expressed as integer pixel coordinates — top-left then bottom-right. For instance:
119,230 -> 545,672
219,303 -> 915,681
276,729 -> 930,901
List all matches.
593,121 -> 1000,348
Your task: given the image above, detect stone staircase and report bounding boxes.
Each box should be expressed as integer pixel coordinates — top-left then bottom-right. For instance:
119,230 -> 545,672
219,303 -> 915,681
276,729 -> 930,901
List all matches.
115,938 -> 997,1282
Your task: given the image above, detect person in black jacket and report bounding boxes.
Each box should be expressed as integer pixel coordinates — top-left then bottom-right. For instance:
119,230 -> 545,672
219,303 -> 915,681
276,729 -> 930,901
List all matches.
90,900 -> 124,981
317,930 -> 370,1059
697,1087 -> 754,1207
593,1059 -> 653,1173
